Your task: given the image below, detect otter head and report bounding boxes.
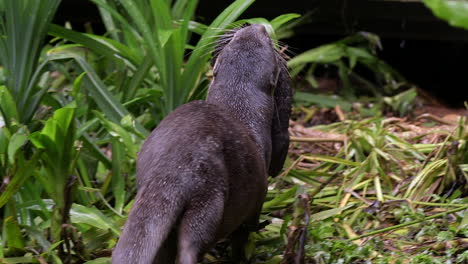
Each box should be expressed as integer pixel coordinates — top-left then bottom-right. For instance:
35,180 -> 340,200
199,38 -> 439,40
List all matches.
211,24 -> 285,93
210,24 -> 292,177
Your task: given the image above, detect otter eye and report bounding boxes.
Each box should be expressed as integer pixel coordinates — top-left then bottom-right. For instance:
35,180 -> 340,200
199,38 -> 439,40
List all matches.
270,75 -> 276,87
271,68 -> 280,86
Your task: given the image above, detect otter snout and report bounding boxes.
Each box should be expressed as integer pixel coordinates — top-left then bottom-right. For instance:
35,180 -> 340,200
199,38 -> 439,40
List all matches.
250,24 -> 268,35
232,24 -> 270,44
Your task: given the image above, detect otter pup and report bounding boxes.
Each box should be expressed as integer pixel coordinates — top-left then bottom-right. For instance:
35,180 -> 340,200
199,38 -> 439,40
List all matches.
112,24 -> 291,264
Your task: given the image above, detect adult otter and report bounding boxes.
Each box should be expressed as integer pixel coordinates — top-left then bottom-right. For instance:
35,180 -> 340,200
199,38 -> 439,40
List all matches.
112,24 -> 291,264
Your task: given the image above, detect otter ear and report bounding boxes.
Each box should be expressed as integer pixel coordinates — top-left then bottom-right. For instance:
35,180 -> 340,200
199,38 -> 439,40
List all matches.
269,66 -> 292,177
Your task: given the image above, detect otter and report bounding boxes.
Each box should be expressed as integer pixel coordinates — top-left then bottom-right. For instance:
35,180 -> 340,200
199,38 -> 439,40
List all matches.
112,24 -> 291,264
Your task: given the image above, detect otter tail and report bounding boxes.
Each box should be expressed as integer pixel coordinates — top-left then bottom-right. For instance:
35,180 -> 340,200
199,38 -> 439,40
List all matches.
112,188 -> 184,264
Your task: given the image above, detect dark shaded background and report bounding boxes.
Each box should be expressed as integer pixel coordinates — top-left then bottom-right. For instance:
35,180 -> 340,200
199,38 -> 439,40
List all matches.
54,0 -> 468,107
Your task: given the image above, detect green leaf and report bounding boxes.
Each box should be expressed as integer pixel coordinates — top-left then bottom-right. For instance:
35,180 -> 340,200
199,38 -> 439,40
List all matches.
111,138 -> 126,214
7,131 -> 28,164
49,24 -> 138,65
304,154 -> 361,167
183,0 -> 255,103
0,257 -> 35,264
70,204 -> 120,235
29,132 -> 58,155
0,127 -> 10,159
41,118 -> 60,146
310,205 -> 354,221
72,72 -> 87,98
263,186 -> 298,211
84,258 -> 111,264
436,230 -> 455,242
0,86 -> 19,126
4,216 -> 24,250
422,0 -> 468,30
0,0 -> 61,124
149,0 -> 174,46
294,92 -> 352,111
288,44 -> 346,67
238,17 -> 274,37
93,111 -> 138,159
459,210 -> 468,231
22,225 -> 52,252
80,133 -> 112,169
35,107 -> 75,158
46,46 -> 149,136
53,107 -> 75,138
270,13 -> 301,30
0,151 -> 41,208
188,21 -> 209,35
404,159 -> 447,199
122,55 -> 153,101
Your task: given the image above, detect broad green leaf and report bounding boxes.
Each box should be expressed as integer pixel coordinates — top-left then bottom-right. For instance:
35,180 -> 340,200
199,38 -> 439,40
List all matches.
49,24 -> 139,65
0,127 -> 9,158
72,72 -> 87,98
41,119 -> 60,146
288,44 -> 346,67
0,0 -> 61,124
89,0 -> 144,51
294,91 -> 352,111
150,0 -> 174,46
270,13 -> 301,30
53,107 -> 75,138
0,257 -> 35,264
346,47 -> 375,70
70,204 -> 120,235
118,0 -> 166,83
122,56 -> 153,101
0,151 -> 41,208
188,21 -> 208,35
111,138 -> 126,214
310,204 -> 354,221
22,225 -> 52,251
7,131 -> 28,164
93,111 -> 138,159
238,17 -> 274,36
46,46 -> 149,136
0,86 -> 19,125
4,216 -> 24,249
29,132 -> 58,156
422,0 -> 468,30
263,186 -> 298,211
80,133 -> 112,169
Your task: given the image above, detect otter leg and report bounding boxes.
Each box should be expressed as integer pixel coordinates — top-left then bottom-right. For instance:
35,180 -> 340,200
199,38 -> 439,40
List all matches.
176,192 -> 224,264
231,211 -> 262,264
153,230 -> 177,264
231,226 -> 250,263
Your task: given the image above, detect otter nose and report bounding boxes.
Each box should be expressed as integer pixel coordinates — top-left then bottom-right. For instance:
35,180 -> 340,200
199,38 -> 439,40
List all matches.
251,24 -> 268,35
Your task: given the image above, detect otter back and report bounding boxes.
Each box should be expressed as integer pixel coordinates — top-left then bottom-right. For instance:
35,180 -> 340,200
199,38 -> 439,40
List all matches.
112,24 -> 291,264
